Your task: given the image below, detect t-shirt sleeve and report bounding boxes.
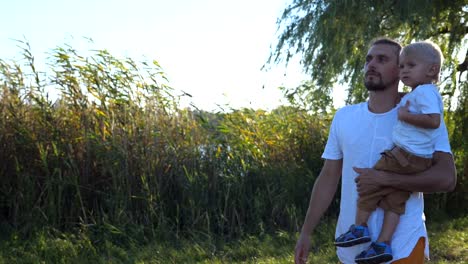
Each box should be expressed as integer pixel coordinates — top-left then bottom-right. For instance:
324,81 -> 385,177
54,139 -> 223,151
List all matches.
322,112 -> 343,160
415,85 -> 443,114
416,85 -> 452,153
434,119 -> 452,154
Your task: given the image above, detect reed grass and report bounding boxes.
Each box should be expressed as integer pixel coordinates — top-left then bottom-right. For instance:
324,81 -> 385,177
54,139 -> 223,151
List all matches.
0,42 -> 330,240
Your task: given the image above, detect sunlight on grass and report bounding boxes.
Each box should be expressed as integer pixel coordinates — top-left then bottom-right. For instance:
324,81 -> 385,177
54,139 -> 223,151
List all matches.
428,217 -> 468,264
131,224 -> 339,263
0,217 -> 466,263
130,218 -> 466,264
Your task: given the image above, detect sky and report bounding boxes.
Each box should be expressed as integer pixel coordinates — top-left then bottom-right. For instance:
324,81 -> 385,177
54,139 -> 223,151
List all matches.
0,0 -> 346,111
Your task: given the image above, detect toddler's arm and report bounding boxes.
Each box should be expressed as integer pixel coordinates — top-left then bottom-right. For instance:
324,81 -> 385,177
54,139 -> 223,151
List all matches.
398,101 -> 440,129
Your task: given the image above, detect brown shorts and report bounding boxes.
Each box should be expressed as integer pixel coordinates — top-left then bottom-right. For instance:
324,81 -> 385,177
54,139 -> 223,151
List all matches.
358,146 -> 432,215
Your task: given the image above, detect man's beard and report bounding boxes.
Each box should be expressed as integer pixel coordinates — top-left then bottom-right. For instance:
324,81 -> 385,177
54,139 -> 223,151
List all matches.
364,73 -> 387,91
364,79 -> 387,91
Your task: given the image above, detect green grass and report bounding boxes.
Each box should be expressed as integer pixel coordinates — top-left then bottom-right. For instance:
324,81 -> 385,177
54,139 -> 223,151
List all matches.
0,216 -> 466,263
426,216 -> 468,263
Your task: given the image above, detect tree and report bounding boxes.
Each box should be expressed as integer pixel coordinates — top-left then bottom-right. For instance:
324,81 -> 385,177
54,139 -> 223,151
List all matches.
270,0 -> 468,214
270,0 -> 467,103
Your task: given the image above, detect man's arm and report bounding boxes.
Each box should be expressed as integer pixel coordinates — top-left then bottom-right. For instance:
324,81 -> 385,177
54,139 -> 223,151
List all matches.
295,159 -> 342,264
355,151 -> 456,195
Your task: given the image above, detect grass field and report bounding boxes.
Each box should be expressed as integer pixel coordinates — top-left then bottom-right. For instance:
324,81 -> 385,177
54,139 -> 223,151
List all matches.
0,215 -> 465,263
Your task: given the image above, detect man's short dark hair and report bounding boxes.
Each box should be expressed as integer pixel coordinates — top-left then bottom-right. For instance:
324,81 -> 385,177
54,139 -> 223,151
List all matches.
370,37 -> 402,62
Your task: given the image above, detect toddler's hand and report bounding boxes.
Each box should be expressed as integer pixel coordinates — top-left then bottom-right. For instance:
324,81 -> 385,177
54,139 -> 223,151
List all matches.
398,101 -> 410,120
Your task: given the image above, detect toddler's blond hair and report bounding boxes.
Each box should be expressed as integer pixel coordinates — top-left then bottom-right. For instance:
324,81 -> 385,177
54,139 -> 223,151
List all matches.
401,40 -> 444,82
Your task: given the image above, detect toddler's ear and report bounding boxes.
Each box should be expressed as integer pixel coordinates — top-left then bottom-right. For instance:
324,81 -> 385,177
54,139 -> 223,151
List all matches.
427,64 -> 440,78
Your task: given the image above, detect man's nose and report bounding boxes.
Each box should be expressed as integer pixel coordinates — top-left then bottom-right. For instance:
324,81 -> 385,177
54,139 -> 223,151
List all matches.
366,59 -> 377,69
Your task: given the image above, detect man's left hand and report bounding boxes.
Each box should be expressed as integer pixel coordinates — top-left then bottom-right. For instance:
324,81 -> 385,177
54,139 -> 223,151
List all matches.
353,167 -> 386,195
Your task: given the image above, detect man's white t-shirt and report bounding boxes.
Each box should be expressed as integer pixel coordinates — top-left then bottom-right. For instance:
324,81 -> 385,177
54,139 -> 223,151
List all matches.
393,84 -> 444,157
322,101 -> 451,264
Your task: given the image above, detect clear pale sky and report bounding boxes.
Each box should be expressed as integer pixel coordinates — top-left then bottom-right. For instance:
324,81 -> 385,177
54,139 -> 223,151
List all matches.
0,0 -> 346,111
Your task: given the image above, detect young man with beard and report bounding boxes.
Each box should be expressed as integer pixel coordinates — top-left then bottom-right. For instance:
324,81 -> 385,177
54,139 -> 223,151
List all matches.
294,38 -> 456,264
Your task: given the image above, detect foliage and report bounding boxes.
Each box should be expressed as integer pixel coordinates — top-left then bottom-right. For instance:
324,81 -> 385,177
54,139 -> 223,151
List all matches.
271,0 -> 467,103
280,80 -> 334,113
213,106 -> 330,234
0,43 -> 330,240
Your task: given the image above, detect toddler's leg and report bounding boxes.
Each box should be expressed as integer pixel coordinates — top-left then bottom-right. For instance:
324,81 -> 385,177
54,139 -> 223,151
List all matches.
377,210 -> 399,244
356,207 -> 372,227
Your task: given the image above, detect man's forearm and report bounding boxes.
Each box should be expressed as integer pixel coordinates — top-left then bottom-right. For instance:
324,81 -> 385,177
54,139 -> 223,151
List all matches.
301,159 -> 342,235
301,177 -> 339,234
383,151 -> 456,193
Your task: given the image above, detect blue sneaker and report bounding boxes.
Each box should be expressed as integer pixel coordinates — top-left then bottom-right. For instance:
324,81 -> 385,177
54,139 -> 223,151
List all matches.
334,224 -> 371,247
355,241 -> 393,264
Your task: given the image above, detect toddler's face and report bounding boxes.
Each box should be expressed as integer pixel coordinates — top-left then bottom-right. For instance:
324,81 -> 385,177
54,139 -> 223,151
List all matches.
399,53 -> 433,89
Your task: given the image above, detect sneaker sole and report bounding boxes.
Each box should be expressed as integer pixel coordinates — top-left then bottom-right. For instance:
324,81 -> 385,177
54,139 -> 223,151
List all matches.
355,253 -> 393,264
334,236 -> 371,247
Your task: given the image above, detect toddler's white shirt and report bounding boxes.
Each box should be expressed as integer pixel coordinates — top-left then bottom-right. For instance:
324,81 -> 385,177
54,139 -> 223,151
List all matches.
393,84 -> 444,157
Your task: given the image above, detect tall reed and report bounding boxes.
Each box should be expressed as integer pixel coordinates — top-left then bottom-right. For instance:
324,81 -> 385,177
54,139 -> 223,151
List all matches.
0,43 -> 330,240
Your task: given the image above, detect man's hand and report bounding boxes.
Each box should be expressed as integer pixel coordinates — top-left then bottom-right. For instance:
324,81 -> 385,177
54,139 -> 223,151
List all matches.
353,167 -> 386,195
294,232 -> 311,264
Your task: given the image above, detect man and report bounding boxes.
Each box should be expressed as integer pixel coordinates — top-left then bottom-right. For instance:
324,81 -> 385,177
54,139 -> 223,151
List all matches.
294,38 -> 456,264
